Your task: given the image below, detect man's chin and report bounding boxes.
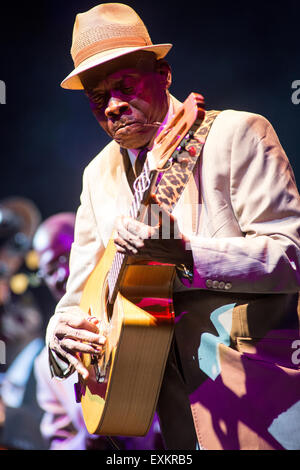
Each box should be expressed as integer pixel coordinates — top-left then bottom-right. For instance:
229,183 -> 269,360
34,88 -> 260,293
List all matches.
114,139 -> 150,150
113,126 -> 154,149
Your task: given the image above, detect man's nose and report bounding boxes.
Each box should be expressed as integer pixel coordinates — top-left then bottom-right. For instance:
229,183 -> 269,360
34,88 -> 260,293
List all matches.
105,96 -> 130,118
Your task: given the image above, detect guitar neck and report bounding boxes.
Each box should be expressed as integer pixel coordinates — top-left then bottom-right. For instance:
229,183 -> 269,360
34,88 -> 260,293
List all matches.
107,158 -> 158,304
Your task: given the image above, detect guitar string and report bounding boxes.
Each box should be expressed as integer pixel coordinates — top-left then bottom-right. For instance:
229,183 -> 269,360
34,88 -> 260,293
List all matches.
107,159 -> 151,300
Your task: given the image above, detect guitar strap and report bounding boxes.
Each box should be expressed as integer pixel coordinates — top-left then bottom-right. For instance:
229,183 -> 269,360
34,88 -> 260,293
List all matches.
152,108 -> 220,283
154,109 -> 221,211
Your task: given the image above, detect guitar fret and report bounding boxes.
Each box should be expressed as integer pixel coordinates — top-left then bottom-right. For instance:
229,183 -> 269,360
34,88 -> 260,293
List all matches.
108,277 -> 114,295
111,264 -> 116,289
131,199 -> 137,218
108,156 -> 155,303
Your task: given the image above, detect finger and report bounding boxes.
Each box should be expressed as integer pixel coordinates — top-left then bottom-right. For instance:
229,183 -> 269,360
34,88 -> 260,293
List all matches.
120,216 -> 153,240
50,340 -> 90,380
114,221 -> 148,252
115,216 -> 134,237
60,338 -> 104,355
66,316 -> 101,333
114,234 -> 138,254
55,323 -> 106,345
64,350 -> 90,380
87,316 -> 100,326
58,312 -> 101,335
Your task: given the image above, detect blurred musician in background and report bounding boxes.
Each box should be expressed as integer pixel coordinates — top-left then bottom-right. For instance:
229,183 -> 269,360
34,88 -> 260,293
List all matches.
0,197 -> 46,450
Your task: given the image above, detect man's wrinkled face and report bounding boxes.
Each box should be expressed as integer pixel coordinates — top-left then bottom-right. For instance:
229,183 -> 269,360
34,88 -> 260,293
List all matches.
81,53 -> 171,149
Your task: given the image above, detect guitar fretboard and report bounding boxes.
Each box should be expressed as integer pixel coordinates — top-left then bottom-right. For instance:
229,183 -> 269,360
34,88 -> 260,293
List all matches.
107,159 -> 155,304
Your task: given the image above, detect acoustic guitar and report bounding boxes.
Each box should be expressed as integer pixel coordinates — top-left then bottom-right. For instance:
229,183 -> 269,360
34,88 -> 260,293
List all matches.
76,93 -> 205,436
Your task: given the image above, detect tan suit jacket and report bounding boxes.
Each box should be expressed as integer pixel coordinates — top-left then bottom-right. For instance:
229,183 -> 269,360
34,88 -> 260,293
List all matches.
46,95 -> 300,449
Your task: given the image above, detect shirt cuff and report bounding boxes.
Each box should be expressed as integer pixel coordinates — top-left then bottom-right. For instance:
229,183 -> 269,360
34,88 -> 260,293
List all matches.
48,348 -> 74,379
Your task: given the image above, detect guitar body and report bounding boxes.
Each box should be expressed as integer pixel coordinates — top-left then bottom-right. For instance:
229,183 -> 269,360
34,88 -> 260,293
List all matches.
79,235 -> 175,436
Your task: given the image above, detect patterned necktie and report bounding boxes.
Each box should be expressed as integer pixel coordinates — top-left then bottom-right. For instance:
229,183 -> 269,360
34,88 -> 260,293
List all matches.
134,147 -> 148,177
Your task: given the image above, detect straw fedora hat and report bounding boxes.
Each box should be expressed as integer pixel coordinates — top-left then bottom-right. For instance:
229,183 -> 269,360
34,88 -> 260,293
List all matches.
61,3 -> 173,90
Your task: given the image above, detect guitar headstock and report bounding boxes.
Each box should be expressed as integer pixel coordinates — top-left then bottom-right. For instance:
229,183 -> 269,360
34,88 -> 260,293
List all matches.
148,92 -> 205,171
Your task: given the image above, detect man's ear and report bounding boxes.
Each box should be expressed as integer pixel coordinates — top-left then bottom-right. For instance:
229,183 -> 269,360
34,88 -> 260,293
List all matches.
155,60 -> 172,90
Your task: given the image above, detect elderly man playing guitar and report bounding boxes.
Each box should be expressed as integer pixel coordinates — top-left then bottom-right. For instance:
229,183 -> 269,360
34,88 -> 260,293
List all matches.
47,3 -> 300,450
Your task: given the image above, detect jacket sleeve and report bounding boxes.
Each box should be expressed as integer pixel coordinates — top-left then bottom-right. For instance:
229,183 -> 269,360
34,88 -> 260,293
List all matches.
46,165 -> 105,377
186,112 -> 300,293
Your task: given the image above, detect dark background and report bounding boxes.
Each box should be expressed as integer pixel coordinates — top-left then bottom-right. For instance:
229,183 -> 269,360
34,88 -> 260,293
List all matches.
1,0 -> 300,220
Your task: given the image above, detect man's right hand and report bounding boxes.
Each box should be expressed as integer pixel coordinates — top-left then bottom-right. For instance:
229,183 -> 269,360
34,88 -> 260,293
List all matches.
49,307 -> 107,379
